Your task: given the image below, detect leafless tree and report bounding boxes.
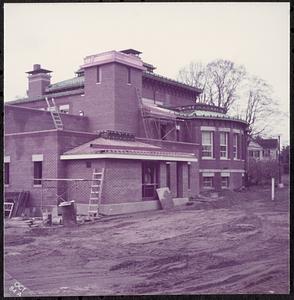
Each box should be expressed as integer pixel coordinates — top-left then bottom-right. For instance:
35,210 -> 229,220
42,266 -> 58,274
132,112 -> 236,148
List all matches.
178,62 -> 208,103
241,75 -> 279,137
177,59 -> 246,110
177,60 -> 282,137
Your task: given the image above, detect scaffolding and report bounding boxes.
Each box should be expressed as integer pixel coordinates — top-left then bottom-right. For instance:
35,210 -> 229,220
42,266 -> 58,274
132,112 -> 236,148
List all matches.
135,87 -> 194,141
40,178 -> 94,212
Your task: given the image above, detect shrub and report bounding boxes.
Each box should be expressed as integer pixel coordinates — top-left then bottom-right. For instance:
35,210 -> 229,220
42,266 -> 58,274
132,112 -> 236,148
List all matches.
248,158 -> 279,185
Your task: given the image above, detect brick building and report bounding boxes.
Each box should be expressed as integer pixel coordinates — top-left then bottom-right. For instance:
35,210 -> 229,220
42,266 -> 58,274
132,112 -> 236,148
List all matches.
4,49 -> 249,216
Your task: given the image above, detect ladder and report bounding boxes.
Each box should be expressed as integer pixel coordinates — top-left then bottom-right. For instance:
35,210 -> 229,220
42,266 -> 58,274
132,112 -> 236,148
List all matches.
88,168 -> 105,217
45,97 -> 63,130
135,87 -> 150,138
4,202 -> 14,218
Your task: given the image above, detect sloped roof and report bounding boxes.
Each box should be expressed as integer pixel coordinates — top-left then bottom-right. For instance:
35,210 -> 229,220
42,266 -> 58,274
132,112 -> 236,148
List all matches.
255,138 -> 278,149
143,71 -> 202,94
46,76 -> 84,93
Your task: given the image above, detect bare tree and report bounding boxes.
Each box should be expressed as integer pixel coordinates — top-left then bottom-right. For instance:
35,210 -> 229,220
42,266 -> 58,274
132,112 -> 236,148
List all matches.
205,59 -> 246,110
241,75 -> 279,137
177,59 -> 246,110
177,59 -> 283,138
178,62 -> 208,103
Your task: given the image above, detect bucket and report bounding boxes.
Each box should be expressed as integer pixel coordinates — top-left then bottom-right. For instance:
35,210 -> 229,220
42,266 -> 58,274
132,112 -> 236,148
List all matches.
59,201 -> 77,227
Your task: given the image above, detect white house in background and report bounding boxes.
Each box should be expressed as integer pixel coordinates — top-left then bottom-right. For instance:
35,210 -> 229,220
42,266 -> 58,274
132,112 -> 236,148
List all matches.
248,138 -> 279,161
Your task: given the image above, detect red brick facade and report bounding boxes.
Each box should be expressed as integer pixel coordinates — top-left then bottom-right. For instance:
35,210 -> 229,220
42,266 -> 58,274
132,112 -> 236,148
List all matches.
4,49 -> 249,214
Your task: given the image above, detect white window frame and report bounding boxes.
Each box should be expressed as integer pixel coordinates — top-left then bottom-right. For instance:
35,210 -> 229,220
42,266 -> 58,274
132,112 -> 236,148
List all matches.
203,176 -> 214,189
220,132 -> 228,159
233,134 -> 238,159
201,131 -> 213,158
221,176 -> 230,189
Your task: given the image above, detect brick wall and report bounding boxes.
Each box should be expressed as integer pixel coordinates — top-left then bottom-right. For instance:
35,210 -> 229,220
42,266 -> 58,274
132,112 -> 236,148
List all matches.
5,105 -> 89,133
65,158 -> 142,204
83,63 -> 115,131
5,132 -> 59,208
114,64 -> 142,135
142,79 -> 196,107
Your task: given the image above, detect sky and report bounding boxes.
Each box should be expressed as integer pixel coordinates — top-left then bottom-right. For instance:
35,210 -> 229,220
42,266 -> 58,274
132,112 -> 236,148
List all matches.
4,2 -> 290,145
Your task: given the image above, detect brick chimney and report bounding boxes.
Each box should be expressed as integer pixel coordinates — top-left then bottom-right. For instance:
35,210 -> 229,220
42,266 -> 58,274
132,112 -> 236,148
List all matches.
26,64 -> 52,99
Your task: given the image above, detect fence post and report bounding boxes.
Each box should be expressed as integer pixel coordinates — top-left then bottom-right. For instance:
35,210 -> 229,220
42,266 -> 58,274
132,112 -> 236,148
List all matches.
271,177 -> 275,201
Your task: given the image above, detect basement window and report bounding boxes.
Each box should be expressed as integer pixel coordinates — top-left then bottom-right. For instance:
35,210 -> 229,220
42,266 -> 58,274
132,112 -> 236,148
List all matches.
203,177 -> 213,189
221,177 -> 230,189
4,162 -> 10,185
33,161 -> 42,186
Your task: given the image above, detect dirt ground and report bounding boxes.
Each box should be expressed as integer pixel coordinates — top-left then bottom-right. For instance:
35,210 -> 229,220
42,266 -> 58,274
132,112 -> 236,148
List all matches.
4,186 -> 289,296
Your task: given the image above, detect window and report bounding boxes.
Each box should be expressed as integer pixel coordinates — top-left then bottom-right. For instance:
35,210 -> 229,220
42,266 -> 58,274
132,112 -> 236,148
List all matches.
202,131 -> 213,158
96,66 -> 101,83
203,177 -> 213,188
166,163 -> 171,189
127,67 -> 131,84
263,149 -> 270,157
221,177 -> 230,188
142,161 -> 159,199
249,150 -> 260,159
33,161 -> 42,185
254,151 -> 260,159
176,125 -> 180,141
59,104 -> 69,114
187,163 -> 191,190
160,124 -> 167,140
220,132 -> 228,158
233,134 -> 238,159
4,163 -> 9,185
86,161 -> 92,168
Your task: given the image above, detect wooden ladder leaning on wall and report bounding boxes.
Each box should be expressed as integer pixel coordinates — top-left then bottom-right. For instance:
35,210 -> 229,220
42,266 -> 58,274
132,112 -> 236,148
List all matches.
88,168 -> 105,218
45,97 -> 63,130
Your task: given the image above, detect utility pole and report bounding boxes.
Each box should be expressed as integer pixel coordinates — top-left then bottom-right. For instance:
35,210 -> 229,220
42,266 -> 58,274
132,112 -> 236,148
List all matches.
278,135 -> 282,185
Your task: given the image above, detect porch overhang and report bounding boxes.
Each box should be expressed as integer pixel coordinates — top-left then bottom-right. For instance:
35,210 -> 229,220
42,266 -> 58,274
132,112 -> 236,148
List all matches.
60,153 -> 198,162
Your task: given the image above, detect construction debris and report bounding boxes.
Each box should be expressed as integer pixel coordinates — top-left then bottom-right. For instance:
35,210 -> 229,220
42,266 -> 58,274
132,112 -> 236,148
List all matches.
5,191 -> 30,218
156,187 -> 174,210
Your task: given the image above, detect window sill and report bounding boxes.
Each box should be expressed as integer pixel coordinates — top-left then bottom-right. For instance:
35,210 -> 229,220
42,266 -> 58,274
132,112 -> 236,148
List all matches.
127,83 -> 132,85
33,184 -> 42,188
4,184 -> 9,187
202,157 -> 215,160
233,159 -> 245,161
96,82 -> 101,85
220,157 -> 230,160
203,187 -> 214,190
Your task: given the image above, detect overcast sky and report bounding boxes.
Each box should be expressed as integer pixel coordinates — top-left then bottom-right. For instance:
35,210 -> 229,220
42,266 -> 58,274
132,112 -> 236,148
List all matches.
4,2 -> 290,144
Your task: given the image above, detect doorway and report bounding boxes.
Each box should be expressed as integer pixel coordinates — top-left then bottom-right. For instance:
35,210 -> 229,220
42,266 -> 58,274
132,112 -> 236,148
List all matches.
176,162 -> 183,198
142,161 -> 159,200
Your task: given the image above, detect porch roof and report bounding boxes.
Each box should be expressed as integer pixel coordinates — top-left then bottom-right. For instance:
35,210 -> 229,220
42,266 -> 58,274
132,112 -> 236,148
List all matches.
61,137 -> 197,162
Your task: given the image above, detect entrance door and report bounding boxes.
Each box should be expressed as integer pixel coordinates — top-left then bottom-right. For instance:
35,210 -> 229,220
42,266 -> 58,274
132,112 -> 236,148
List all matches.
176,162 -> 183,198
142,161 -> 159,199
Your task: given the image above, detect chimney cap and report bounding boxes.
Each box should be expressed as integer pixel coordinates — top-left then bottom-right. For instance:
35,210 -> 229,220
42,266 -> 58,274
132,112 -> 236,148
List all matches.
26,64 -> 52,75
120,49 -> 142,56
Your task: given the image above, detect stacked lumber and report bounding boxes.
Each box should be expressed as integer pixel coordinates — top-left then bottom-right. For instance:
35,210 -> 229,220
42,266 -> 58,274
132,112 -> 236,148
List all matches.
5,191 -> 30,218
